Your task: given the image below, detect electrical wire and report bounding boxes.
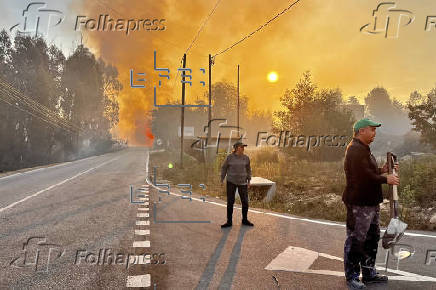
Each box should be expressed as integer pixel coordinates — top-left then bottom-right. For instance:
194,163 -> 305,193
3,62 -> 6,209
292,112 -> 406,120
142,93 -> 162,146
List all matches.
185,0 -> 222,55
0,80 -> 81,132
212,0 -> 302,58
0,79 -> 82,133
0,92 -> 76,133
172,0 -> 223,91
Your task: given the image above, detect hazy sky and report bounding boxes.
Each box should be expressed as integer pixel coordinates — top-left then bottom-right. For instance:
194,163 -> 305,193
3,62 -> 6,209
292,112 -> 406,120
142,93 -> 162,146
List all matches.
2,0 -> 436,142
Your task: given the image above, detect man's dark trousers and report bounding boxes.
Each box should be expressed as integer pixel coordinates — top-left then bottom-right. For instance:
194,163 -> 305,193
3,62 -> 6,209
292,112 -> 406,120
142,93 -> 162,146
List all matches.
344,204 -> 380,281
226,181 -> 249,223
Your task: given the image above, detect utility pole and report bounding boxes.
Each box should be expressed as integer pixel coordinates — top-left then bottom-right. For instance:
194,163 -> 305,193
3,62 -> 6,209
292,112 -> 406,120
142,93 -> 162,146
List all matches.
208,54 -> 212,144
180,53 -> 186,168
237,64 -> 240,138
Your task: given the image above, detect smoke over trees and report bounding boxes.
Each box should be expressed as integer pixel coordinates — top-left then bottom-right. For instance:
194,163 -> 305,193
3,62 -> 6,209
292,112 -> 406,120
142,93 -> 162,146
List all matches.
0,30 -> 121,172
364,87 -> 411,135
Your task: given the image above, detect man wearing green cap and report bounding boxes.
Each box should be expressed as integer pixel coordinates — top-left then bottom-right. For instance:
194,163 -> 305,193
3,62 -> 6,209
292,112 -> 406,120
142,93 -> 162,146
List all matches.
343,118 -> 400,289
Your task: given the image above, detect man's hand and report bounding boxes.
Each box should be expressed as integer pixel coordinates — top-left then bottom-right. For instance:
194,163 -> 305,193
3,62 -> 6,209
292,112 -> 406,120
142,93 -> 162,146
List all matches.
387,174 -> 400,185
247,182 -> 251,189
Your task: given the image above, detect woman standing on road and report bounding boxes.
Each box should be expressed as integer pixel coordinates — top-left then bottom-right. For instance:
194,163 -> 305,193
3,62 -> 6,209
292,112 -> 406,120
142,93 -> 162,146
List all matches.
220,141 -> 254,228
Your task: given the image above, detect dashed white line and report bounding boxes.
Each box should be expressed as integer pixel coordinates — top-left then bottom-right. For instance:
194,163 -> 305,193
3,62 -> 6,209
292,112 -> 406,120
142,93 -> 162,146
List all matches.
135,229 -> 150,235
136,220 -> 150,226
138,207 -> 149,211
126,274 -> 151,287
133,241 -> 150,247
137,213 -> 150,218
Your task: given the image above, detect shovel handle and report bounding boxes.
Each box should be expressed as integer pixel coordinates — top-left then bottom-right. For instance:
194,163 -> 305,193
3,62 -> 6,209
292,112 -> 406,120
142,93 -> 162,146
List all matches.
392,168 -> 399,201
393,185 -> 399,201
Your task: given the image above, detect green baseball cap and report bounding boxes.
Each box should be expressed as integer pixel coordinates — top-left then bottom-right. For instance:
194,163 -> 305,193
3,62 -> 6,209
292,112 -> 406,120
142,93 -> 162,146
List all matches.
353,118 -> 381,132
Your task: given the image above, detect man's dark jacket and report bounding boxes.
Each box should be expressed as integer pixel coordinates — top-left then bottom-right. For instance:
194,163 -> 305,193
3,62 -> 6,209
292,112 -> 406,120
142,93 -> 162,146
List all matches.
342,138 -> 387,206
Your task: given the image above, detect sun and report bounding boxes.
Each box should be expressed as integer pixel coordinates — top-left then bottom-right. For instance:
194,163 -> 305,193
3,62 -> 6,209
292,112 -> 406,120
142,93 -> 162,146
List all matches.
267,71 -> 278,83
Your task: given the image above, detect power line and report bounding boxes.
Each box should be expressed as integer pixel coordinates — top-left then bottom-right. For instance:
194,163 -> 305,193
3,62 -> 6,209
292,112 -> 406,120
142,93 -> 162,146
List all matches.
0,92 -> 76,133
92,0 -> 211,59
0,80 -> 80,131
185,0 -> 222,55
0,79 -> 81,132
172,0 -> 223,92
212,0 -> 302,58
0,79 -> 82,134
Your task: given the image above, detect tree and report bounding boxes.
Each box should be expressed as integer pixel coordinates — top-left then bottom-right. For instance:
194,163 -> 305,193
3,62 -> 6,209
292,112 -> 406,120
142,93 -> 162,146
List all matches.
273,71 -> 354,161
207,81 -> 248,124
347,96 -> 360,105
63,45 -> 118,153
100,59 -> 121,128
407,89 -> 436,149
0,30 -> 121,171
10,34 -> 56,166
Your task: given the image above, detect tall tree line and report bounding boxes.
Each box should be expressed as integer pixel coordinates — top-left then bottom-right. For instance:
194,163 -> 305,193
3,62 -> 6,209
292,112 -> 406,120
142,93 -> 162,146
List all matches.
0,30 -> 121,172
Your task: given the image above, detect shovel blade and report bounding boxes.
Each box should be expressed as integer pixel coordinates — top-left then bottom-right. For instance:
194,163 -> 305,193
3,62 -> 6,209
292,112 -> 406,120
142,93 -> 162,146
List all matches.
382,218 -> 408,249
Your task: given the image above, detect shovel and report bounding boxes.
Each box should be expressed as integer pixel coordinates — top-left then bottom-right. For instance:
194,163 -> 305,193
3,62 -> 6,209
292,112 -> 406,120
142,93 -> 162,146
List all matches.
382,152 -> 408,249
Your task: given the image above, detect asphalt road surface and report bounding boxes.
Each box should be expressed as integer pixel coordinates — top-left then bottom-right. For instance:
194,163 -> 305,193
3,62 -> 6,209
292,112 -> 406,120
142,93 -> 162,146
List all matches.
1,147 -> 436,289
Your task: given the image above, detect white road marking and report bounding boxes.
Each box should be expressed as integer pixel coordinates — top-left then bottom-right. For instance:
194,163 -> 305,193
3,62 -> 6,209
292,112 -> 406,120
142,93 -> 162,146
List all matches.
138,201 -> 150,206
0,157 -> 119,213
136,220 -> 150,226
266,246 -> 436,282
145,153 -> 436,239
133,241 -> 150,248
0,155 -> 99,181
144,162 -> 436,240
135,229 -> 150,235
137,213 -> 150,218
126,274 -> 151,287
138,207 -> 149,211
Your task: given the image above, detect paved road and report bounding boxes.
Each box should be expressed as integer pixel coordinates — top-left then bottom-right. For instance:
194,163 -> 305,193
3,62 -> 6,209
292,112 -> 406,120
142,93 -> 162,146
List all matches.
1,147 -> 436,289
